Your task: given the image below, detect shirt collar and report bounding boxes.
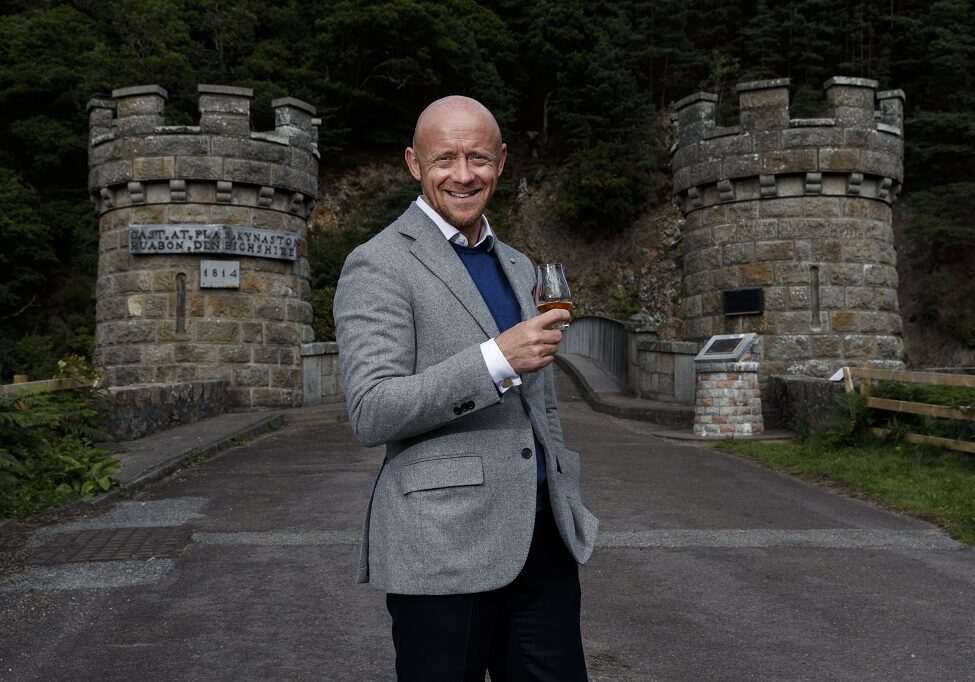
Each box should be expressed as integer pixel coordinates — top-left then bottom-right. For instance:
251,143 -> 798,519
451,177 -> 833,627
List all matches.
416,195 -> 496,250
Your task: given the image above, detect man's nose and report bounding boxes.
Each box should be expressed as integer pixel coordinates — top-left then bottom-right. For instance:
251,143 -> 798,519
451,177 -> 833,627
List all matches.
452,159 -> 475,184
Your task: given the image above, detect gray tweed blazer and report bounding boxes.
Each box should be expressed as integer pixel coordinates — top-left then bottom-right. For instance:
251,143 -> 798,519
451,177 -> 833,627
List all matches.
333,202 -> 598,595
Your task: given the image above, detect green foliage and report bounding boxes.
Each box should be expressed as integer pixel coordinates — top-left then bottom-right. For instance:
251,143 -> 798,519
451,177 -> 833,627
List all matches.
905,180 -> 975,266
870,380 -> 975,442
0,356 -> 117,519
555,142 -> 652,236
311,0 -> 516,146
537,2 -> 667,235
0,173 -> 96,381
0,167 -> 56,311
818,391 -> 871,447
940,314 -> 975,349
872,381 -> 975,409
818,381 -> 975,449
912,266 -> 975,349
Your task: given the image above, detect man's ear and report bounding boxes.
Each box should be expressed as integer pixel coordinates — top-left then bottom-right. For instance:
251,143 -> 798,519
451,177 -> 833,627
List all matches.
404,147 -> 422,181
496,143 -> 507,177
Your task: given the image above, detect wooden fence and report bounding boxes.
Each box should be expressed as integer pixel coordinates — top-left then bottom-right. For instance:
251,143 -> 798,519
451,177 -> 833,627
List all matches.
1,377 -> 96,396
843,367 -> 975,454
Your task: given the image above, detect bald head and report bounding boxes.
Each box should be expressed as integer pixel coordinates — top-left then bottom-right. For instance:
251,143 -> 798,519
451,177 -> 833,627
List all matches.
405,95 -> 507,236
412,96 -> 502,152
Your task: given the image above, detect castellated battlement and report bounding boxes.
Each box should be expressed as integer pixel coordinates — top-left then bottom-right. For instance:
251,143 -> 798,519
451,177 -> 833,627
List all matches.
670,77 -> 906,382
671,77 -> 904,213
88,84 -> 321,409
88,84 -> 320,219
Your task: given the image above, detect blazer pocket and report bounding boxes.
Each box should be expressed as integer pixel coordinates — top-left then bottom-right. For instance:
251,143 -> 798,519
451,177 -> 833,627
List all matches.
564,495 -> 599,559
401,455 -> 484,494
556,449 -> 581,481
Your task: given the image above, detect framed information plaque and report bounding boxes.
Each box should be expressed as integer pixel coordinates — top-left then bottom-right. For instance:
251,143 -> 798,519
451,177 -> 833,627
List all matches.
694,333 -> 759,362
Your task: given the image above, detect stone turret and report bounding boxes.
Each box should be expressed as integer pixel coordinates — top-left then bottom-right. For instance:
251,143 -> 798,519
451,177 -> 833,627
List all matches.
671,77 -> 905,377
88,84 -> 320,407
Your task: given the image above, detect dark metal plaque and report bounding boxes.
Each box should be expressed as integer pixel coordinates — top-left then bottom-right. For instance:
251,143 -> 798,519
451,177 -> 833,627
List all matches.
723,288 -> 764,316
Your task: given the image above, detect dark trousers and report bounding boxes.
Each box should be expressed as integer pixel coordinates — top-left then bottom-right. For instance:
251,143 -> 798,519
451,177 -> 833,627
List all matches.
385,503 -> 588,682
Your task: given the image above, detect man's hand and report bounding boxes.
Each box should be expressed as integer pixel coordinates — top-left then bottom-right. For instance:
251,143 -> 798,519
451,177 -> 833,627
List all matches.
495,309 -> 569,374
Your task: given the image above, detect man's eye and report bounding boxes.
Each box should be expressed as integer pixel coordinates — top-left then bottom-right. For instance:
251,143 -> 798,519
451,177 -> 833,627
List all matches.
434,157 -> 453,166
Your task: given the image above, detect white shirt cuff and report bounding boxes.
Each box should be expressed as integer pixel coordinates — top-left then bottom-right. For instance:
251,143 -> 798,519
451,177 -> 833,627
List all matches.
480,339 -> 522,393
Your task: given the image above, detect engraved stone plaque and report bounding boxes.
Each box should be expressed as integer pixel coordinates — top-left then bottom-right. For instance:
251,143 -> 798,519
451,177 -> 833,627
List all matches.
129,224 -> 298,261
200,260 -> 240,288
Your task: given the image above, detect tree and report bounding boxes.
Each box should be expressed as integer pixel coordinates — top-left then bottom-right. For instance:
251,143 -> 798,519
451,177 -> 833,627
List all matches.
310,0 -> 516,147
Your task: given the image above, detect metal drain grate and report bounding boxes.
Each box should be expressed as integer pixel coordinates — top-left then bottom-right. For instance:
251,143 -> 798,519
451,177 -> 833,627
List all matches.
27,527 -> 192,565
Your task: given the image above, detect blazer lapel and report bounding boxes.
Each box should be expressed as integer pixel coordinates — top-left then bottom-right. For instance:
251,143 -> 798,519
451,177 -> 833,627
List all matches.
495,241 -> 537,324
399,204 -> 500,339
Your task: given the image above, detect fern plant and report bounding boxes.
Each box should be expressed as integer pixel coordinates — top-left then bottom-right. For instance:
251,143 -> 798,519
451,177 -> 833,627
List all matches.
0,356 -> 118,518
819,392 -> 871,447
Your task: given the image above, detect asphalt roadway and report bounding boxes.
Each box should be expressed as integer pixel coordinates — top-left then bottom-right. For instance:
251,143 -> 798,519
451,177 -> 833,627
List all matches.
1,369 -> 973,681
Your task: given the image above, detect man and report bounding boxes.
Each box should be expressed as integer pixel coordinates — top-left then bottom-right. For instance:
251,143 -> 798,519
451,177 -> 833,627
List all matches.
334,95 -> 598,681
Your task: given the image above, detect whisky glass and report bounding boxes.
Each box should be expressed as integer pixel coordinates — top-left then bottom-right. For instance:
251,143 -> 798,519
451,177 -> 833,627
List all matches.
534,263 -> 572,330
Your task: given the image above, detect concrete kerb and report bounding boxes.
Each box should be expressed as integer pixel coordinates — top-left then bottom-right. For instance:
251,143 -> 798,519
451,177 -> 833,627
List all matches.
54,413 -> 285,520
112,413 -> 285,495
106,402 -> 347,495
650,426 -> 795,444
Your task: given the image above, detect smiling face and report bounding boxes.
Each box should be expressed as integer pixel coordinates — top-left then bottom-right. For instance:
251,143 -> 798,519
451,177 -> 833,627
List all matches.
405,97 -> 507,240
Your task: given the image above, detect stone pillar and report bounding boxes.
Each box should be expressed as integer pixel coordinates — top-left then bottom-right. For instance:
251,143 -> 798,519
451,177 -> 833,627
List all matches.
671,92 -> 718,148
88,84 -> 320,408
693,361 -> 764,437
824,76 -> 877,125
625,312 -> 659,397
877,89 -> 906,132
737,78 -> 790,132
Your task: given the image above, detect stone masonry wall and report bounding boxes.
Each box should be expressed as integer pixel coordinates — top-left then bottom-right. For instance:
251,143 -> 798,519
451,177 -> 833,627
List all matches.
635,340 -> 698,405
101,379 -> 229,441
671,77 -> 905,378
88,85 -> 319,408
763,374 -> 845,433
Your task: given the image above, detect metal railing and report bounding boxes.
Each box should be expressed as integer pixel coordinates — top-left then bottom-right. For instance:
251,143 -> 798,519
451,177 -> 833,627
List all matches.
560,315 -> 629,389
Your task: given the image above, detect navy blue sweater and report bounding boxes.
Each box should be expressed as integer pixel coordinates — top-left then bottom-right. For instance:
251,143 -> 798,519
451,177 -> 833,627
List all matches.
451,241 -> 548,495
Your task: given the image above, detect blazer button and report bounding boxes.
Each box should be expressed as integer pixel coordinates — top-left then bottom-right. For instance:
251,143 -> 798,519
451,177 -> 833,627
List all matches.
521,448 -> 532,459
453,407 -> 463,415
464,400 -> 475,410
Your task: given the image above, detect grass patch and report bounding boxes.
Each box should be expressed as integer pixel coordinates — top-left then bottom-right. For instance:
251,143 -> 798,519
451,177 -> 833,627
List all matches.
716,436 -> 975,545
